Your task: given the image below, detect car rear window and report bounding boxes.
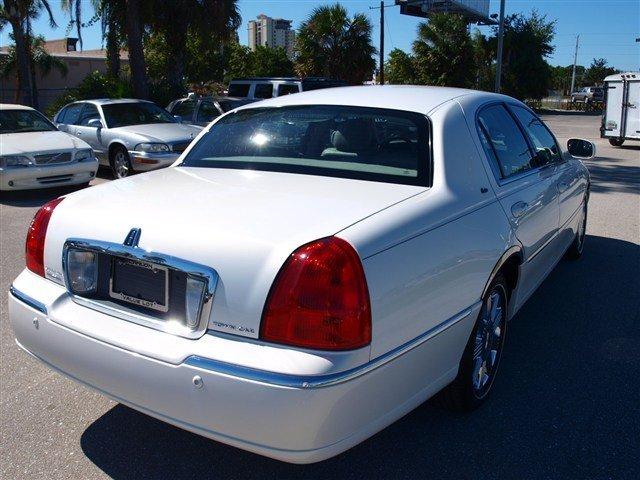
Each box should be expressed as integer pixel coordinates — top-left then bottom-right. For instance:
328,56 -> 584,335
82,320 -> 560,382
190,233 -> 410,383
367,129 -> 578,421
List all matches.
228,83 -> 250,97
181,105 -> 430,186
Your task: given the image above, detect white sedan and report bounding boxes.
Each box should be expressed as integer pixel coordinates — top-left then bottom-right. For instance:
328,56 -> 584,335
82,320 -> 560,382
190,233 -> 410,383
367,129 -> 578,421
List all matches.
0,104 -> 98,190
9,86 -> 593,463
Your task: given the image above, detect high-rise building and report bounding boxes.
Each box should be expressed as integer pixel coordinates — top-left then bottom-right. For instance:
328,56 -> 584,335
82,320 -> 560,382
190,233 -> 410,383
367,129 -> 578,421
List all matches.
248,14 -> 296,60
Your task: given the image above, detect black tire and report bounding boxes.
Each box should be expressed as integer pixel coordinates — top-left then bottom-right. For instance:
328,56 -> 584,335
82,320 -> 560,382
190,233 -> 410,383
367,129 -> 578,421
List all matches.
434,274 -> 509,412
609,138 -> 625,147
110,145 -> 133,179
565,200 -> 588,260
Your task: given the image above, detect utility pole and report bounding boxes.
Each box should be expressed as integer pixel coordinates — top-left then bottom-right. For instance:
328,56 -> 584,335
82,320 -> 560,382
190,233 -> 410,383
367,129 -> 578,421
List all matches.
370,1 -> 392,85
380,0 -> 385,84
494,0 -> 506,93
570,34 -> 580,95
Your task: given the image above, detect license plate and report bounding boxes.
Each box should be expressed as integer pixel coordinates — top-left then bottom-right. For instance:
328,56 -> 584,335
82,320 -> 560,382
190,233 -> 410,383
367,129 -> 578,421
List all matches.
109,257 -> 169,312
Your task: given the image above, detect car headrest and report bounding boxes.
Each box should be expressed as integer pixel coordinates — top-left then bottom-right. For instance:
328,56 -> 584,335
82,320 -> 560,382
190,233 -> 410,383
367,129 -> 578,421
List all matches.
330,119 -> 376,154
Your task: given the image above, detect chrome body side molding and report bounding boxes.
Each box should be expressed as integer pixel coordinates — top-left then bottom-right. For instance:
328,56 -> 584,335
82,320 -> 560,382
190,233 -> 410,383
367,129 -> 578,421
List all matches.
186,302 -> 481,389
9,285 -> 48,314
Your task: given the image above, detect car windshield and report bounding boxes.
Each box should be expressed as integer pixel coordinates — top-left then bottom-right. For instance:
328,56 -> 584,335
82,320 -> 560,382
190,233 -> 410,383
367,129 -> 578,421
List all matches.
0,109 -> 57,133
181,105 -> 430,186
101,102 -> 176,128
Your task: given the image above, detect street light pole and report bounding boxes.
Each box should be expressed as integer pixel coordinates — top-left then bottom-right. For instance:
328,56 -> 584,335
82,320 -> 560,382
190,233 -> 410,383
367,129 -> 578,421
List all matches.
570,34 -> 580,95
494,0 -> 506,93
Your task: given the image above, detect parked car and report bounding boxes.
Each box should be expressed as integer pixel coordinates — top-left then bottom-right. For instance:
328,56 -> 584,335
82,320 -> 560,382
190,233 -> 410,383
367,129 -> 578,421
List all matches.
53,99 -> 202,179
167,95 -> 256,127
0,104 -> 97,191
227,77 -> 347,100
601,71 -> 640,147
10,86 -> 594,463
571,86 -> 604,103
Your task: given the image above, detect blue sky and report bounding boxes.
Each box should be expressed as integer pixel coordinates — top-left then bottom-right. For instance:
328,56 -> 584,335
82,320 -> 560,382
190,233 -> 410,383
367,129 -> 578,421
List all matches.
2,0 -> 639,71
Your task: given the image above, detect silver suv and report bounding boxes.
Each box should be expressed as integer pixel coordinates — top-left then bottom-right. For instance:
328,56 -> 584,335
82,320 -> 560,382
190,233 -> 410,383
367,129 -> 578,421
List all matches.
571,86 -> 604,104
53,99 -> 202,179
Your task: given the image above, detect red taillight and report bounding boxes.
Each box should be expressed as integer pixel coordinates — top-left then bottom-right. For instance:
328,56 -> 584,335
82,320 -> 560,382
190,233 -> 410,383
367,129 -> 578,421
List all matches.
260,237 -> 371,351
25,197 -> 63,276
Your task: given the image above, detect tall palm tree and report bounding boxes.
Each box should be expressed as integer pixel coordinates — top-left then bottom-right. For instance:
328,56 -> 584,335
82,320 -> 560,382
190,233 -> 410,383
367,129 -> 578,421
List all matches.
295,3 -> 376,85
122,0 -> 147,98
1,0 -> 56,106
412,13 -> 476,88
149,0 -> 240,96
2,34 -> 68,97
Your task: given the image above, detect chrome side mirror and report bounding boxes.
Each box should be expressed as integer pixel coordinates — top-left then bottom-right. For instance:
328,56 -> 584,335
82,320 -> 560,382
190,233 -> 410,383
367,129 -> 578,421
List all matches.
87,118 -> 103,129
174,115 -> 183,122
567,138 -> 596,159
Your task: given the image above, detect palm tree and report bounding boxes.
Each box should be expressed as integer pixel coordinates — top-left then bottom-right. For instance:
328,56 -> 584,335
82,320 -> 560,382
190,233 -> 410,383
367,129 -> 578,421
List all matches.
1,0 -> 56,106
149,0 -> 240,97
1,34 -> 68,101
412,13 -> 476,88
295,3 -> 376,85
124,0 -> 148,98
62,0 -> 124,78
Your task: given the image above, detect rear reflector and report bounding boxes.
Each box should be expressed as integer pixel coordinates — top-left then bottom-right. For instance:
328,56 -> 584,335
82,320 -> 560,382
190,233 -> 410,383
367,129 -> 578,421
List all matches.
260,237 -> 371,351
26,197 -> 63,277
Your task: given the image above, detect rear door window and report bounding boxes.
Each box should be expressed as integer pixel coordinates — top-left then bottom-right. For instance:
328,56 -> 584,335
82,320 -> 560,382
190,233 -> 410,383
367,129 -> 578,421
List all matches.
477,104 -> 535,179
254,83 -> 274,99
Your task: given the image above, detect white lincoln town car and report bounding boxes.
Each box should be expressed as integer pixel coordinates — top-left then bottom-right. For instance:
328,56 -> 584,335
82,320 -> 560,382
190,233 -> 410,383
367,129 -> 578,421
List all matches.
9,86 -> 594,463
1,104 -> 98,190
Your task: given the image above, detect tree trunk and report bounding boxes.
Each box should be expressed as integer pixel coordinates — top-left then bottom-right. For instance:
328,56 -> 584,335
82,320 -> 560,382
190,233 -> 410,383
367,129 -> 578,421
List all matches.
125,0 -> 148,98
6,11 -> 33,106
165,23 -> 187,98
106,12 -> 121,78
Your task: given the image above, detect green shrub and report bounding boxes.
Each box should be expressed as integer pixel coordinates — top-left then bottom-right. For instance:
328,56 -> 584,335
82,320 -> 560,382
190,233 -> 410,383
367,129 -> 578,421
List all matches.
45,71 -> 132,118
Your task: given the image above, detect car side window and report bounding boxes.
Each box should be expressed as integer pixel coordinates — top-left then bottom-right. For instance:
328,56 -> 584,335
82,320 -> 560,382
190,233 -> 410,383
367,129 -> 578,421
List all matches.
510,106 -> 562,165
254,83 -> 274,99
61,103 -> 83,125
77,104 -> 100,126
56,106 -> 68,123
477,104 -> 535,179
196,101 -> 220,124
171,100 -> 196,121
278,84 -> 299,96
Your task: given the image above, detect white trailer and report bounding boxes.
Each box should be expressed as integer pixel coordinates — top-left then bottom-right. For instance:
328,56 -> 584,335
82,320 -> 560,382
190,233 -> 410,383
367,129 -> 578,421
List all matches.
601,72 -> 640,147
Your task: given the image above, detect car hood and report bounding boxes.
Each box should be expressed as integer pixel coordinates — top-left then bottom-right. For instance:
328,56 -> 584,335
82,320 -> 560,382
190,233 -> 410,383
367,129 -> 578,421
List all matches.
1,130 -> 90,155
44,166 -> 425,339
109,123 -> 202,143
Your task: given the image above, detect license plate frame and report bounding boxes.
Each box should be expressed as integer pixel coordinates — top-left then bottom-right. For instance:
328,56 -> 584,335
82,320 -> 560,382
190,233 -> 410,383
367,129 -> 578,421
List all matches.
109,257 -> 169,313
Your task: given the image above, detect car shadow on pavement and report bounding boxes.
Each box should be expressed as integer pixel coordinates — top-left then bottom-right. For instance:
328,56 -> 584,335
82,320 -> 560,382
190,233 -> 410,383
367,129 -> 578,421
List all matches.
586,158 -> 640,195
0,183 -> 96,208
80,234 -> 640,480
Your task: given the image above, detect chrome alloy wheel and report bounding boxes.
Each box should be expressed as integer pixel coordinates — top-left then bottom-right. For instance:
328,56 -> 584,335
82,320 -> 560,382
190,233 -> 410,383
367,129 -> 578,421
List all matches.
114,150 -> 130,178
472,286 -> 506,399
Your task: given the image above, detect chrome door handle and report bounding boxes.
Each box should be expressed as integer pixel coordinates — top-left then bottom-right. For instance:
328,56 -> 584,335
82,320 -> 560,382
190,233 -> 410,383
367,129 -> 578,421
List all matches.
558,181 -> 569,193
511,201 -> 529,218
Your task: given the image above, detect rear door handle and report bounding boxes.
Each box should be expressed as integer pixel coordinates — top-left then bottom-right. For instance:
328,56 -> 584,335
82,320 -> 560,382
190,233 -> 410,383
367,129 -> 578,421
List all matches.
511,201 -> 529,218
558,181 -> 569,193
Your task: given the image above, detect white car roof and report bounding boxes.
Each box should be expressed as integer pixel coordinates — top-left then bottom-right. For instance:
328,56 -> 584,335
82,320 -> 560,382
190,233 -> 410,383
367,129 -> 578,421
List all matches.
0,103 -> 35,111
235,85 -> 507,115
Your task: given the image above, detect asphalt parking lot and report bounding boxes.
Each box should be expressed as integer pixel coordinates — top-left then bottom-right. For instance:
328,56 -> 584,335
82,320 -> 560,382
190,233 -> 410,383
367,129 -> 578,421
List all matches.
1,113 -> 638,480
